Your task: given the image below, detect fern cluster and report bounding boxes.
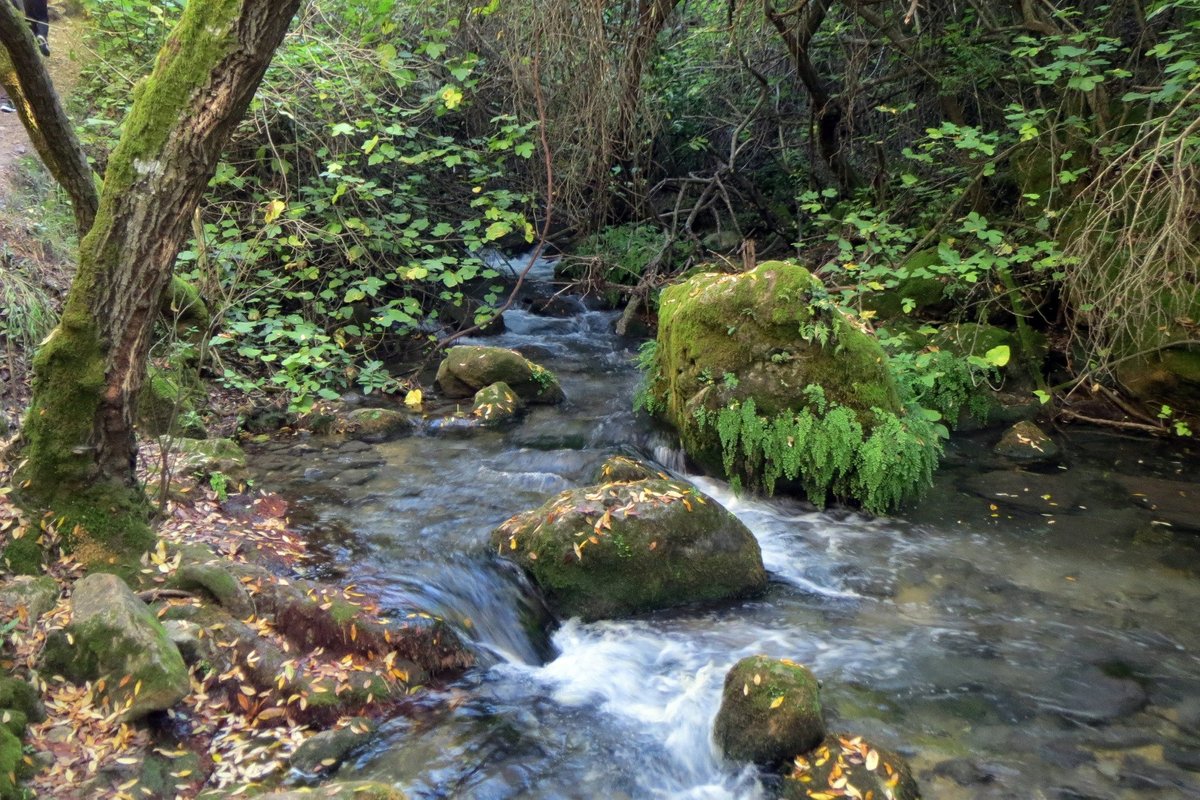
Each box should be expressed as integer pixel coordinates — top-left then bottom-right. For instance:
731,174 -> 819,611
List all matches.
632,340 -> 665,414
707,387 -> 942,514
887,347 -> 997,427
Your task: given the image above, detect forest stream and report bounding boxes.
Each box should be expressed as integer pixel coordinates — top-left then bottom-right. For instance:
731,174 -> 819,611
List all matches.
243,254 -> 1200,800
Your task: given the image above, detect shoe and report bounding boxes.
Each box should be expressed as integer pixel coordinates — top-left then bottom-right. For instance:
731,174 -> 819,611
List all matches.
0,100 -> 14,114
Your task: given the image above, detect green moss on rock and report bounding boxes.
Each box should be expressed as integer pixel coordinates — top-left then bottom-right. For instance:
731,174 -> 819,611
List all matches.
594,455 -> 661,484
139,364 -> 208,438
0,576 -> 60,623
714,656 -> 825,767
491,479 -> 766,621
993,421 -> 1059,462
472,381 -> 523,424
341,407 -> 418,440
436,346 -> 564,404
58,573 -> 190,720
0,678 -> 43,723
1,538 -> 43,577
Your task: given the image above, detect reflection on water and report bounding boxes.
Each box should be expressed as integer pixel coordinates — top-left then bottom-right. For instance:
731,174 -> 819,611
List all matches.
250,287 -> 1200,799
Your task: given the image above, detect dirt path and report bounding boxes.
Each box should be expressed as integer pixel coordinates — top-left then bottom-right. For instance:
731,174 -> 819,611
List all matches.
0,11 -> 86,203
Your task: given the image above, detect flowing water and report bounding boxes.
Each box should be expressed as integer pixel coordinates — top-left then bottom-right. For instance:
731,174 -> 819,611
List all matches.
249,254 -> 1200,799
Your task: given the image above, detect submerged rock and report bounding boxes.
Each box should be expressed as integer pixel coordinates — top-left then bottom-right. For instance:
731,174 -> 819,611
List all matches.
781,734 -> 920,800
714,656 -> 825,767
43,573 -> 189,720
436,345 -> 564,404
993,420 -> 1059,461
289,718 -> 378,776
491,479 -> 766,620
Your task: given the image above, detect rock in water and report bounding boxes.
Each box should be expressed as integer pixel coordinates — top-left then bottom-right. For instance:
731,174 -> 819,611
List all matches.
472,381 -> 524,424
44,574 -> 189,720
993,420 -> 1059,461
781,734 -> 920,800
714,656 -> 825,766
593,455 -> 661,483
436,345 -> 564,404
491,479 -> 765,620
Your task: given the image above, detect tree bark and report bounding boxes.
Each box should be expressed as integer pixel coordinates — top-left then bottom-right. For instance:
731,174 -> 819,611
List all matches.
10,0 -> 303,567
0,0 -> 97,233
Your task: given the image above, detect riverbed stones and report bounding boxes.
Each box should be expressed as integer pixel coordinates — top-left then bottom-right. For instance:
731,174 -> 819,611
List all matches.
781,734 -> 920,800
491,478 -> 766,620
436,345 -> 564,404
472,381 -> 523,424
43,573 -> 189,720
994,420 -> 1059,461
713,656 -> 825,766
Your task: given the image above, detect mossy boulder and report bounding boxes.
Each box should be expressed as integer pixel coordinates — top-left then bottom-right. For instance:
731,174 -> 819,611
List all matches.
0,724 -> 31,800
714,656 -> 825,767
138,363 -> 208,438
340,407 -> 419,440
472,381 -> 523,424
44,573 -> 189,720
650,262 -> 902,477
289,718 -> 378,776
594,455 -> 661,483
781,734 -> 920,800
993,421 -> 1059,462
491,479 -> 766,621
863,250 -> 951,320
170,437 -> 248,483
169,560 -> 254,619
0,575 -> 60,625
436,346 -> 564,404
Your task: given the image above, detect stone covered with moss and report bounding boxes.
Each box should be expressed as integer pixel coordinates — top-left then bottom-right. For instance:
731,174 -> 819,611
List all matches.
781,734 -> 920,800
169,437 -> 248,483
491,479 -> 765,621
645,261 -> 939,512
472,381 -> 523,424
341,407 -> 419,440
994,420 -> 1059,462
43,573 -> 188,720
714,656 -> 825,767
0,576 -> 60,624
594,455 -> 661,483
436,346 -> 564,404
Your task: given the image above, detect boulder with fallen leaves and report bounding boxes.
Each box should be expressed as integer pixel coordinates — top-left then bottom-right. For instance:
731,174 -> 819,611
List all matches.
993,420 -> 1059,462
593,455 -> 662,484
472,381 -> 523,424
491,478 -> 766,620
714,655 -> 825,767
781,734 -> 920,800
40,573 -> 190,721
201,780 -> 405,799
436,346 -> 564,404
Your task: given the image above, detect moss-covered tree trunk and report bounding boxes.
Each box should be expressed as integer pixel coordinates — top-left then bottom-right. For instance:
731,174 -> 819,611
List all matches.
6,0 -> 303,568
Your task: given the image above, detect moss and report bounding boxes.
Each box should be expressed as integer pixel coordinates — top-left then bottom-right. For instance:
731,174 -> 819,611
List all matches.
0,679 -> 42,723
714,656 -> 825,767
53,486 -> 156,573
0,710 -> 26,740
491,479 -> 766,620
0,725 -> 26,800
1,538 -> 43,577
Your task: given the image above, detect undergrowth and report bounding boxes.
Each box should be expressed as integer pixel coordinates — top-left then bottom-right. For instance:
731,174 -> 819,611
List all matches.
703,388 -> 942,514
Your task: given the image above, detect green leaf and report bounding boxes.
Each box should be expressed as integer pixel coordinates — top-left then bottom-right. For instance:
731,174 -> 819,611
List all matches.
983,345 -> 1011,367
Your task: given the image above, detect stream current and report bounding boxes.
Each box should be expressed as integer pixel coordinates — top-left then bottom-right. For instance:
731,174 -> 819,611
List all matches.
249,254 -> 1200,799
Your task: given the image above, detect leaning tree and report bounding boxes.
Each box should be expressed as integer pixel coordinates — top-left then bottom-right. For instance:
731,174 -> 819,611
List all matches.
0,0 -> 304,570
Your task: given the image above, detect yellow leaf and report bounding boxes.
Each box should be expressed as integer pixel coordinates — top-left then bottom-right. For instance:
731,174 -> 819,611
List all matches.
264,199 -> 286,224
769,695 -> 785,709
405,389 -> 423,409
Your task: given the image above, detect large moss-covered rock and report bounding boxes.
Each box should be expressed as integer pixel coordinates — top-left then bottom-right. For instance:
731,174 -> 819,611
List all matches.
436,346 -> 564,404
781,734 -> 920,800
0,678 -> 44,723
340,407 -> 419,440
1117,349 -> 1200,416
651,262 -> 902,476
491,479 -> 765,620
46,573 -> 189,720
714,656 -> 825,767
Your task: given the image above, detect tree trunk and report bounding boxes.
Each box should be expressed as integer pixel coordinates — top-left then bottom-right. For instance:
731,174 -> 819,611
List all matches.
7,0 -> 303,568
